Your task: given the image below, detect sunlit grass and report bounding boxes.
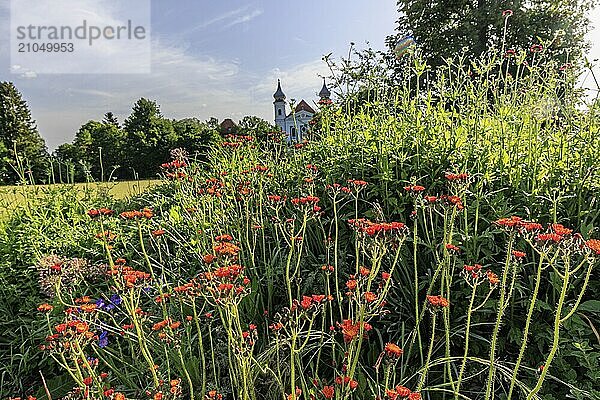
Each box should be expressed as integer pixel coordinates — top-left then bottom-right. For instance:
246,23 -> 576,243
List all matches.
0,180 -> 160,220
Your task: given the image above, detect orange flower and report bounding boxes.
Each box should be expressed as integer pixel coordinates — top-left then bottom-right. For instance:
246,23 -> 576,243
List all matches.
339,319 -> 371,343
346,279 -> 357,290
445,243 -> 460,253
286,387 -> 302,400
537,233 -> 562,243
114,392 -> 126,400
551,223 -> 572,236
512,250 -> 526,259
427,295 -> 449,308
152,229 -> 166,237
364,292 -> 377,303
37,303 -> 53,312
80,304 -> 97,313
322,386 -> 335,399
486,270 -> 499,285
385,342 -> 403,358
75,322 -> 89,333
586,239 -> 600,255
394,386 -> 411,397
359,266 -> 370,276
403,185 -> 425,193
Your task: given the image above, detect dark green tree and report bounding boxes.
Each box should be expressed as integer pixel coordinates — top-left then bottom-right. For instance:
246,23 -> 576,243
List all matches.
387,0 -> 595,68
173,118 -> 220,160
237,116 -> 276,139
102,112 -> 120,128
0,82 -> 48,184
123,98 -> 177,179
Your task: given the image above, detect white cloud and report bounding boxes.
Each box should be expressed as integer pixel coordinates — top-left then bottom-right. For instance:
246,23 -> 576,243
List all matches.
254,59 -> 331,100
224,9 -> 263,28
180,4 -> 262,35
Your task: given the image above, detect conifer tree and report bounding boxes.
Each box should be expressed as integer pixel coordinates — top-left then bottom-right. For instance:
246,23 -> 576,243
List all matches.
0,82 -> 48,184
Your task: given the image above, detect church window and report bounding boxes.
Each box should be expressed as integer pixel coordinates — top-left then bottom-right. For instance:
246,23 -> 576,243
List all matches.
278,109 -> 282,116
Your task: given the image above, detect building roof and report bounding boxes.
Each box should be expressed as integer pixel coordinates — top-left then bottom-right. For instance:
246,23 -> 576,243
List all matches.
318,79 -> 331,99
273,79 -> 286,101
294,99 -> 315,114
220,118 -> 237,132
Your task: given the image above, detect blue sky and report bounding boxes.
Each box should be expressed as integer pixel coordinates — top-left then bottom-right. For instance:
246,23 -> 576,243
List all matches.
1,1 -> 600,151
0,0 -> 398,150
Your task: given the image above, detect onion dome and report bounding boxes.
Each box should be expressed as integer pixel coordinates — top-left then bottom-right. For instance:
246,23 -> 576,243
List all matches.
318,79 -> 331,99
273,79 -> 286,101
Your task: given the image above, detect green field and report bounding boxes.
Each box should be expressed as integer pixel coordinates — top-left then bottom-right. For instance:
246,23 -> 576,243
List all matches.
0,180 -> 160,219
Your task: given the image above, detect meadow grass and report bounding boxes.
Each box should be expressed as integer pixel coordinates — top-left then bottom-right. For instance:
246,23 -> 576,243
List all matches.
0,180 -> 160,220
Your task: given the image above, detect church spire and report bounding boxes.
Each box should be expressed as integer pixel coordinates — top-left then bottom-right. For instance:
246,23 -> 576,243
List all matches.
318,78 -> 331,100
273,79 -> 286,101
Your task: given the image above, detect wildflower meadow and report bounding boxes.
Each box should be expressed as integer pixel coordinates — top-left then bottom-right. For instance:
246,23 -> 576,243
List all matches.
2,33 -> 600,400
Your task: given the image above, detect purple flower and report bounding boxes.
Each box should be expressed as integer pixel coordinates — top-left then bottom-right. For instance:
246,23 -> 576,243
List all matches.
98,331 -> 109,348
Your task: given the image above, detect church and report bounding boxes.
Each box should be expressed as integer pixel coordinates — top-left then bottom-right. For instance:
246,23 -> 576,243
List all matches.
273,79 -> 331,143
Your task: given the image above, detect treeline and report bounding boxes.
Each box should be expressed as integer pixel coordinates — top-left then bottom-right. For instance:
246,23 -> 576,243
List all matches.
0,81 -> 275,184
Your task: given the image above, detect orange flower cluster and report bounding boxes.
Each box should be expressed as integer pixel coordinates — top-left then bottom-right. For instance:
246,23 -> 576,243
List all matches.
291,196 -> 320,206
348,218 -> 407,238
95,230 -> 117,241
339,319 -> 372,343
403,185 -> 425,193
161,160 -> 187,169
486,270 -> 500,285
463,264 -> 482,279
439,194 -> 464,210
296,294 -> 328,310
386,386 -> 421,399
152,318 -> 181,332
347,179 -> 368,187
222,134 -> 254,148
213,242 -> 241,258
119,208 -> 153,219
198,178 -> 225,197
268,195 -> 286,203
334,376 -> 358,390
536,233 -> 563,244
42,319 -> 97,351
108,264 -> 151,288
37,303 -> 53,312
205,390 -> 223,399
427,295 -> 449,309
551,223 -> 572,236
444,172 -> 469,181
87,208 -> 115,218
326,183 -> 352,194
495,216 -> 543,233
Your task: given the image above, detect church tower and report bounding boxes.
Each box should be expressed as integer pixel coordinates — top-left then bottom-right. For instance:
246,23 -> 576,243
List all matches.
273,79 -> 286,131
318,78 -> 331,102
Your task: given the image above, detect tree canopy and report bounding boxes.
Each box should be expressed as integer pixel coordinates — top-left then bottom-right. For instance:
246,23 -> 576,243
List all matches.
0,82 -> 48,184
387,0 -> 595,68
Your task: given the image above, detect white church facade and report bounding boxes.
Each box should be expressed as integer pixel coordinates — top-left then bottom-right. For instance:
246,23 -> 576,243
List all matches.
273,79 -> 331,143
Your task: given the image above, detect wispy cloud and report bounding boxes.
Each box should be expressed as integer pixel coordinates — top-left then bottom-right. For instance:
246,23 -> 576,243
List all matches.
224,9 -> 263,28
182,4 -> 262,35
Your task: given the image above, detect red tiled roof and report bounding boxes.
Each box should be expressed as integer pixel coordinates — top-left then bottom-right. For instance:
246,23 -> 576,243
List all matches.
220,118 -> 236,129
294,100 -> 315,114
